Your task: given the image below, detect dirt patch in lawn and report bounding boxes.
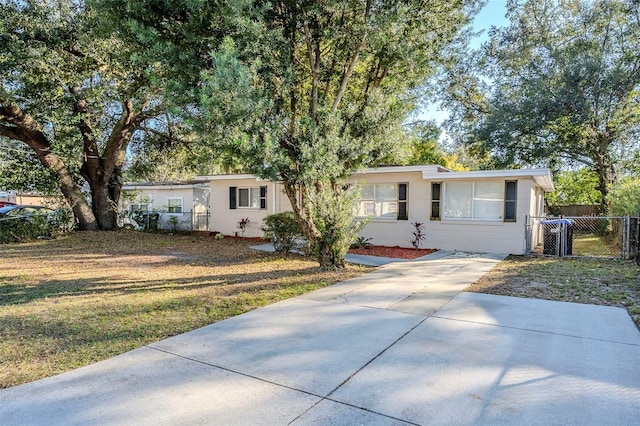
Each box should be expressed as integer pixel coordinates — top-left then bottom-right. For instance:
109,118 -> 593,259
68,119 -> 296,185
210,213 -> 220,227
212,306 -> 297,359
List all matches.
466,255 -> 640,329
348,246 -> 437,259
0,231 -> 369,388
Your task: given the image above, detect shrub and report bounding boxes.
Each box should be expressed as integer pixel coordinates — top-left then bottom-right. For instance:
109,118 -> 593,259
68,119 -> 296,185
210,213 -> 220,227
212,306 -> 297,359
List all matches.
608,178 -> 640,216
351,236 -> 372,249
262,211 -> 303,255
0,215 -> 53,244
312,185 -> 368,267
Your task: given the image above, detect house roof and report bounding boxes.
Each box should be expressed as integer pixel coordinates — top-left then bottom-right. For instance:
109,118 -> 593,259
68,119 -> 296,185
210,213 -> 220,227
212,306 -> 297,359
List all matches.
149,165 -> 554,192
357,165 -> 453,174
193,174 -> 269,182
123,179 -> 209,190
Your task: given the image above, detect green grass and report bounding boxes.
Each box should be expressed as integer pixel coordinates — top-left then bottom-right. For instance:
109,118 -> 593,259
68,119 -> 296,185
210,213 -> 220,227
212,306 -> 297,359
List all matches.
572,232 -> 620,257
0,232 -> 367,388
467,256 -> 640,328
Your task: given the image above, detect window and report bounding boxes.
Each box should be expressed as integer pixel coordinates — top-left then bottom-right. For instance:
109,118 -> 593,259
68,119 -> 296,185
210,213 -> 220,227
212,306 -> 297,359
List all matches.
130,195 -> 151,214
167,197 -> 183,214
431,182 -> 441,220
444,181 -> 518,222
356,183 -> 407,220
443,181 -> 504,221
229,186 -> 267,209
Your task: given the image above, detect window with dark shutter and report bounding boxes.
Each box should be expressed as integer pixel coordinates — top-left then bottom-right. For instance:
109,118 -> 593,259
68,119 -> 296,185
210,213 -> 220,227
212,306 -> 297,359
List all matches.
431,182 -> 441,220
397,183 -> 408,220
260,186 -> 267,209
504,180 -> 517,222
229,187 -> 237,210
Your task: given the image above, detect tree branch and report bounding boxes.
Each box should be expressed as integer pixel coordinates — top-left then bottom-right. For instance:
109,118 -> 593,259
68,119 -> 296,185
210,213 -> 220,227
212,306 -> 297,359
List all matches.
331,0 -> 372,112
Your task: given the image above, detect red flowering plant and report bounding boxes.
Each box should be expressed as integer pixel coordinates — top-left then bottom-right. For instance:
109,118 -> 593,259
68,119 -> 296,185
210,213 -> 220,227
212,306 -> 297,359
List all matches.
237,217 -> 250,237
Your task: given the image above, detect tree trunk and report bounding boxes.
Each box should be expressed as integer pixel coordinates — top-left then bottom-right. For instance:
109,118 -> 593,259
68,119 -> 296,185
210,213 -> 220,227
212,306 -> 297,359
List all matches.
281,180 -> 348,269
0,104 -> 99,230
91,180 -> 118,230
316,239 -> 346,269
592,133 -> 616,214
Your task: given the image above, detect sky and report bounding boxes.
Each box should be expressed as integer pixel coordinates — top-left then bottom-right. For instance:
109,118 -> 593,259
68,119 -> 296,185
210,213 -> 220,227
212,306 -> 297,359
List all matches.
417,0 -> 510,125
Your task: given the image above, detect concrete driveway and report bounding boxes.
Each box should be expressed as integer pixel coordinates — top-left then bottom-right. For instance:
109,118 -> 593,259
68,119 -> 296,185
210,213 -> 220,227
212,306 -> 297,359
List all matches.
2,252 -> 639,425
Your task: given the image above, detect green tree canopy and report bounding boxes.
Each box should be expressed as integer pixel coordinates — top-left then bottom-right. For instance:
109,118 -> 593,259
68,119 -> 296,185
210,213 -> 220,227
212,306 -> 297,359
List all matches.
0,0 -> 178,229
108,0 -> 478,267
442,0 -> 640,211
545,168 -> 601,206
202,1 -> 476,267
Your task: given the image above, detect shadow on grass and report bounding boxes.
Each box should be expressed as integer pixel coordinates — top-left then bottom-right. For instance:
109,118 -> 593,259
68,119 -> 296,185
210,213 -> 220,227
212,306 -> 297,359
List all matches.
0,265 -> 328,306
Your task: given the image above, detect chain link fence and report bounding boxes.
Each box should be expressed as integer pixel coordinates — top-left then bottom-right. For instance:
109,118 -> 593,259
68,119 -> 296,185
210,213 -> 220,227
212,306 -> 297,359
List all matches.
527,215 -> 640,261
119,210 -> 210,232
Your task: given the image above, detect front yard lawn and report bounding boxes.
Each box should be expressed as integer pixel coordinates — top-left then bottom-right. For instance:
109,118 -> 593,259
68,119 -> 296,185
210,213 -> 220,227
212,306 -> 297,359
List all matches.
0,231 -> 368,388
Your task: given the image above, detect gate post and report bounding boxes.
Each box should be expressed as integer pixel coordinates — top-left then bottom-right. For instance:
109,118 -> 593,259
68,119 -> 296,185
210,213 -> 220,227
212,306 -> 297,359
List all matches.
525,214 -> 532,256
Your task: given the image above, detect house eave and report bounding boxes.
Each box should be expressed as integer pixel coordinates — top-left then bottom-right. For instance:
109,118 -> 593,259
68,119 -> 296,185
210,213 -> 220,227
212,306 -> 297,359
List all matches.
421,168 -> 555,192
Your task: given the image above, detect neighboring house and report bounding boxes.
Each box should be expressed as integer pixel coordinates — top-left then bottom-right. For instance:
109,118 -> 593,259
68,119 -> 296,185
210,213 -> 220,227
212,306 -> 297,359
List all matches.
195,165 -> 553,255
121,181 -> 210,231
0,191 -> 63,208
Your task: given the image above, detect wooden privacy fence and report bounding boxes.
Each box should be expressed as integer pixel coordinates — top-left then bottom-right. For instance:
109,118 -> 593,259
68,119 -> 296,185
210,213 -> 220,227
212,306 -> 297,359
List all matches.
553,204 -> 602,217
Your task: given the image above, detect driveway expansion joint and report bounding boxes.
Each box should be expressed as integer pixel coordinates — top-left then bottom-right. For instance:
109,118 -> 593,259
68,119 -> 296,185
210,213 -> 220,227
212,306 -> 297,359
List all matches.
431,314 -> 640,346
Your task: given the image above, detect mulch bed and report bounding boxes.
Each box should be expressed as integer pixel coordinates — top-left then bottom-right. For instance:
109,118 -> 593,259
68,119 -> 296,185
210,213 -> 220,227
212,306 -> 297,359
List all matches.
348,246 -> 437,259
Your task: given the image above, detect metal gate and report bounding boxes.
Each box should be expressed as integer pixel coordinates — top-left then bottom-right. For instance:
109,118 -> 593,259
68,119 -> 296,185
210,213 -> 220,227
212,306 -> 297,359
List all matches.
526,215 -> 640,260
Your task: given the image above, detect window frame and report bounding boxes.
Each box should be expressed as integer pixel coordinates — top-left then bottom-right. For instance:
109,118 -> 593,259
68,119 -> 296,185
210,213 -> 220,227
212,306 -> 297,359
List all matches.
504,180 -> 518,222
430,182 -> 441,221
166,197 -> 184,214
236,187 -> 267,209
355,183 -> 406,220
130,195 -> 152,214
442,180 -> 507,222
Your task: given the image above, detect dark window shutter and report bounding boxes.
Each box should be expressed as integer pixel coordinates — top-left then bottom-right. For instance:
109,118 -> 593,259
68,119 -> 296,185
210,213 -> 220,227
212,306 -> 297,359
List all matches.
229,187 -> 237,210
260,186 -> 267,209
504,181 -> 517,222
431,182 -> 441,221
397,183 -> 408,220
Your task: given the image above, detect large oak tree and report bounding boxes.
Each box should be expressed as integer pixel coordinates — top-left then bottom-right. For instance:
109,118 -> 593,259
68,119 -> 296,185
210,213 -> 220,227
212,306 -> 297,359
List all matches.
84,0 -> 476,267
0,0 -> 169,229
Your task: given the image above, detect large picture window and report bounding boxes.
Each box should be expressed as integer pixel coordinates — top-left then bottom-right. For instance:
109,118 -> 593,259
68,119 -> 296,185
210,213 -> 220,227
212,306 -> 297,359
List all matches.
356,183 -> 407,220
443,181 -> 504,221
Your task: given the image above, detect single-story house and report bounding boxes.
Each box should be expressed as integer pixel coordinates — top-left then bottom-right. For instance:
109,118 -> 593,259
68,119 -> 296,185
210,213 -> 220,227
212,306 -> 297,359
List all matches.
189,165 -> 553,255
120,181 -> 210,231
0,191 -> 63,208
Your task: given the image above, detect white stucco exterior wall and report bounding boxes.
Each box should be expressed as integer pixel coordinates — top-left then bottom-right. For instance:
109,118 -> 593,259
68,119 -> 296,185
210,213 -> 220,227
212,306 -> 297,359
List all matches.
347,170 -> 429,248
208,178 -> 292,238
420,178 -> 535,255
128,165 -> 553,255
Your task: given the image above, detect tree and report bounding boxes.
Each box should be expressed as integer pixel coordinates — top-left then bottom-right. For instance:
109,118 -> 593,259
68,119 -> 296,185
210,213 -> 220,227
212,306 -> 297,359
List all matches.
199,1 -> 475,268
608,177 -> 640,216
442,0 -> 640,211
99,0 -> 477,267
544,168 -> 601,206
0,138 -> 60,195
0,0 -> 169,229
404,121 -> 447,166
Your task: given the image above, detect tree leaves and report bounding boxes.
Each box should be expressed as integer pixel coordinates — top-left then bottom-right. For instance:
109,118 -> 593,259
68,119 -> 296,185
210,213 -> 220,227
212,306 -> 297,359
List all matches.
443,0 -> 640,208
